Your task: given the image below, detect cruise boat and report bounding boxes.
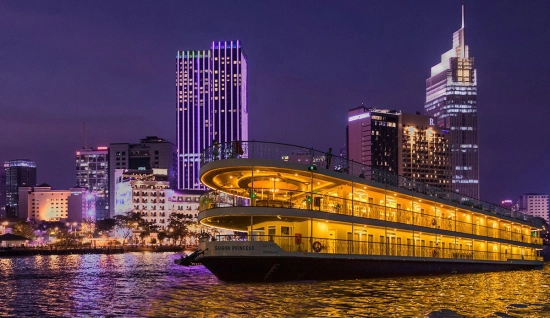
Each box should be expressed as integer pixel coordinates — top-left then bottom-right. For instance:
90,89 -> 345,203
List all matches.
196,141 -> 544,282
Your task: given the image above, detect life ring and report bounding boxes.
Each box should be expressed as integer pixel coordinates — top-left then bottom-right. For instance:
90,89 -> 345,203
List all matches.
312,241 -> 322,253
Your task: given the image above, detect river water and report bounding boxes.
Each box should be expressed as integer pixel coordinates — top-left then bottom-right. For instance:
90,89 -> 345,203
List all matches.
0,253 -> 549,317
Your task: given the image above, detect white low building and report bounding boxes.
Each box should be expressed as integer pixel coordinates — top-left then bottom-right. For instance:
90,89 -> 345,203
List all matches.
113,169 -> 203,230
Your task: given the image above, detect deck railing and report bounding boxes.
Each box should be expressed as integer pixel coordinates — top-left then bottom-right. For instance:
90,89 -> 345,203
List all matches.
201,141 -> 539,226
214,235 -> 542,262
200,190 -> 543,245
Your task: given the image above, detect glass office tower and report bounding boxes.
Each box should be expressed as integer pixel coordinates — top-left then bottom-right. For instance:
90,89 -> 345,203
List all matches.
424,7 -> 479,199
4,159 -> 37,218
176,41 -> 248,190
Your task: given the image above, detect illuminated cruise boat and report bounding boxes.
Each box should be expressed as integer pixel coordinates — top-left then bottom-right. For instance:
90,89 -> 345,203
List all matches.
196,141 -> 543,282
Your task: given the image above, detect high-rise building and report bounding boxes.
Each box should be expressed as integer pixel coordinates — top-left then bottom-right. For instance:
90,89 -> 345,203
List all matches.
176,40 -> 248,190
76,147 -> 109,220
424,6 -> 479,198
108,136 -> 177,218
0,168 -> 5,218
400,113 -> 452,190
347,107 -> 400,173
347,106 -> 451,190
518,194 -> 549,222
4,159 -> 37,218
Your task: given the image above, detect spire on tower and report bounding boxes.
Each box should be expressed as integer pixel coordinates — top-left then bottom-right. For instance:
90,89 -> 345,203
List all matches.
462,4 -> 465,29
461,5 -> 465,58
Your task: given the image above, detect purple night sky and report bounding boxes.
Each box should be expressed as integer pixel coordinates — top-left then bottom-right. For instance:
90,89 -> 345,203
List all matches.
1,1 -> 549,204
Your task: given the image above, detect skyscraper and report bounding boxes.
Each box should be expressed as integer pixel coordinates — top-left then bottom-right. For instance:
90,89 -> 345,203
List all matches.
0,168 -> 5,218
76,147 -> 109,220
347,107 -> 400,173
176,40 -> 248,190
347,106 -> 451,190
424,6 -> 479,198
4,159 -> 37,218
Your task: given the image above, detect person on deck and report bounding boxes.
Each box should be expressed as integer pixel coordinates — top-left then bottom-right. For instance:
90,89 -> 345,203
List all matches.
326,147 -> 333,169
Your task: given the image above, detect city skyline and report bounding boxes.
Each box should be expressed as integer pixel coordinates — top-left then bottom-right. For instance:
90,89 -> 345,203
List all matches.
1,1 -> 549,205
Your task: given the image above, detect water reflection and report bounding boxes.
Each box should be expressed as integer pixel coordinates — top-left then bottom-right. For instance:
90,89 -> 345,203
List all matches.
0,253 -> 549,317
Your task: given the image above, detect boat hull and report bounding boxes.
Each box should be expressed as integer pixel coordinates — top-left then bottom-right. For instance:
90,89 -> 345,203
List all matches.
200,255 -> 543,282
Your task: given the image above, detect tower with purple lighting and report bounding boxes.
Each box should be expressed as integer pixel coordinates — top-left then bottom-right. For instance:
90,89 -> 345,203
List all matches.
424,6 -> 479,199
176,41 -> 248,190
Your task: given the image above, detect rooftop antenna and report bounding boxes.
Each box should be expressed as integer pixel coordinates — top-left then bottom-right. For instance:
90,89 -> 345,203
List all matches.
461,4 -> 465,58
83,122 -> 88,149
462,4 -> 465,29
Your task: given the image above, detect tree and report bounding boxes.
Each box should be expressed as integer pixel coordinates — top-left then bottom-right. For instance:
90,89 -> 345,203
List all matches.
113,212 -> 160,245
13,221 -> 35,240
138,219 -> 159,245
167,212 -> 194,246
114,214 -> 138,245
55,228 -> 79,247
81,218 -> 95,238
158,231 -> 168,244
95,218 -> 116,236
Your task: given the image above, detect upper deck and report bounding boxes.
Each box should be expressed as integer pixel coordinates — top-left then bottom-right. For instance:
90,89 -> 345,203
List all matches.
199,141 -> 543,246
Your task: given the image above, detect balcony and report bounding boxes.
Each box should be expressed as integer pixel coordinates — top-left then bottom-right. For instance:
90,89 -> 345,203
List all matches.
200,190 -> 543,245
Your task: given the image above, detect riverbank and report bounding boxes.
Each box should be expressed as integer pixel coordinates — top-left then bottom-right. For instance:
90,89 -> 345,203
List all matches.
0,246 -> 189,257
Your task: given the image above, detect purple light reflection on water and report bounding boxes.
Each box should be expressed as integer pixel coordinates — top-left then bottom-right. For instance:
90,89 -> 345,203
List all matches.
1,253 -> 550,317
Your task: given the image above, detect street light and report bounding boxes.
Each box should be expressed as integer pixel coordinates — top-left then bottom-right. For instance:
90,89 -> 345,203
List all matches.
1,221 -> 8,234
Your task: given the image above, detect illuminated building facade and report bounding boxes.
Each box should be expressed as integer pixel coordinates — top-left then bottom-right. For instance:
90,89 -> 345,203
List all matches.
176,40 -> 248,190
518,194 -> 549,222
424,7 -> 479,198
400,113 -> 452,190
18,185 -> 92,222
108,137 -> 177,218
4,159 -> 37,218
347,106 -> 451,190
76,147 -> 109,220
113,169 -> 201,230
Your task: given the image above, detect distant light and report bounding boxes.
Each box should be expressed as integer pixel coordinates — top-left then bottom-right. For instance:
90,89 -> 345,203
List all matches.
97,147 -> 108,150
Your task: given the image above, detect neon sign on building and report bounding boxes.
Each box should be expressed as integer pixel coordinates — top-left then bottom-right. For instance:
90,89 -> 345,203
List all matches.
348,113 -> 370,122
